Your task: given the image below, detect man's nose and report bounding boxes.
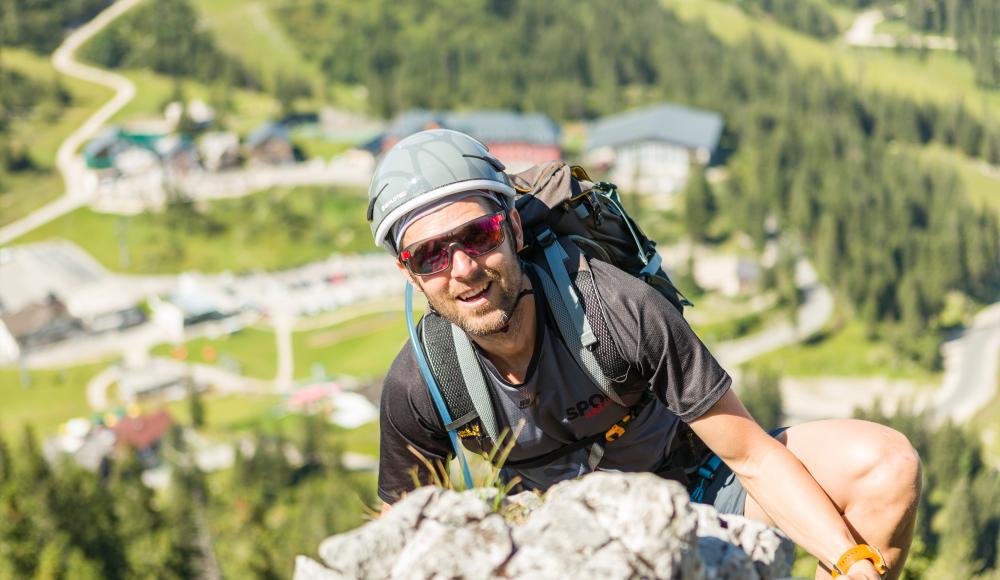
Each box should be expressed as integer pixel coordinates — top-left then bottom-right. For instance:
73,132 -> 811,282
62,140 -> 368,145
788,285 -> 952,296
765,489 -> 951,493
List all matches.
449,246 -> 479,278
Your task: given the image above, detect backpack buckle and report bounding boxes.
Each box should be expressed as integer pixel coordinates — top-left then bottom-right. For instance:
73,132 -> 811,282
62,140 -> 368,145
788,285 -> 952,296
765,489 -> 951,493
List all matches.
536,227 -> 557,248
605,424 -> 626,442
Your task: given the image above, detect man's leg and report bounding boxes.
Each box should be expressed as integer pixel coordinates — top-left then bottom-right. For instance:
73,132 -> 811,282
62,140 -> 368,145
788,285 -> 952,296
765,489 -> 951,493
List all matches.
742,419 -> 921,580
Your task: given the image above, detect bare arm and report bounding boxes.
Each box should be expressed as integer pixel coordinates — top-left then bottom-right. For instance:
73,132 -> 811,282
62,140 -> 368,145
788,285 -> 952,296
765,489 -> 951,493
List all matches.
688,389 -> 878,578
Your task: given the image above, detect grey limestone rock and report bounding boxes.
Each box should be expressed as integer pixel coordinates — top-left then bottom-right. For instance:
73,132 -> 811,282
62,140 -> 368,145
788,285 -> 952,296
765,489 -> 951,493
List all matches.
295,472 -> 794,580
294,556 -> 347,580
690,503 -> 796,579
507,473 -> 702,578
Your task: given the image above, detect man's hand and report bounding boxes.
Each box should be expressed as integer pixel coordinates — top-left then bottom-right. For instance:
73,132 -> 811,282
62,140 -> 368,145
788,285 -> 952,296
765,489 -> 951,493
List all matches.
843,558 -> 881,579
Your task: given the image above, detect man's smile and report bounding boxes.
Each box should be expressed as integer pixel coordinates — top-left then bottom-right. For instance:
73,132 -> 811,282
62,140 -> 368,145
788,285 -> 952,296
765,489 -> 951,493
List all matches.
455,281 -> 492,305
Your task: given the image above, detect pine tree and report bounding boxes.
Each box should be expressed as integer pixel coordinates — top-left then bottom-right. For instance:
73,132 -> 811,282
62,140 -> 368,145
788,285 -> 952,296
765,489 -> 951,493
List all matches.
33,533 -> 69,580
160,469 -> 203,580
63,548 -> 103,580
683,164 -> 715,243
930,477 -> 982,576
0,429 -> 11,484
188,382 -> 205,430
738,367 -> 784,431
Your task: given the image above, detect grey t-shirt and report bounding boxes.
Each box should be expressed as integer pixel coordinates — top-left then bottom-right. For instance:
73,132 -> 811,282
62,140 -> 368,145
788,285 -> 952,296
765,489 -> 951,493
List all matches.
377,259 -> 731,503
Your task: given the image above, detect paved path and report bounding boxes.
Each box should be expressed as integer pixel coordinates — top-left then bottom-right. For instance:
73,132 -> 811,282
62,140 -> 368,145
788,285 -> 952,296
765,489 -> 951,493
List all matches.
0,0 -> 143,245
86,356 -> 270,411
932,302 -> 1000,423
91,156 -> 374,215
291,298 -> 410,332
778,375 -> 930,425
775,301 -> 1000,426
714,260 -> 834,369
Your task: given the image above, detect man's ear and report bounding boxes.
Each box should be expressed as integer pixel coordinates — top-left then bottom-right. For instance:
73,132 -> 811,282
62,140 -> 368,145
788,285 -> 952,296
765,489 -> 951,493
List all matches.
395,259 -> 424,292
509,207 -> 525,252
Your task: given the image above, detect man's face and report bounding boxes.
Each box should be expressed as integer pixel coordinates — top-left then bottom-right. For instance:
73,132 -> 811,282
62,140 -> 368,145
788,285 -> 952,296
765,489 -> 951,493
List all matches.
397,197 -> 525,337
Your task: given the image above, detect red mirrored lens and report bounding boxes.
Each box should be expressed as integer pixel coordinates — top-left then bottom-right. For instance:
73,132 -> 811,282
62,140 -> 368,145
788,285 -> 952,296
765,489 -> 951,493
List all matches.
403,213 -> 505,276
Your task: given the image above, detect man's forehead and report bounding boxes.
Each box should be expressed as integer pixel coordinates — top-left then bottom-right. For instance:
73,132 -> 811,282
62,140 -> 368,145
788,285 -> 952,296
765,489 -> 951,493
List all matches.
401,198 -> 496,247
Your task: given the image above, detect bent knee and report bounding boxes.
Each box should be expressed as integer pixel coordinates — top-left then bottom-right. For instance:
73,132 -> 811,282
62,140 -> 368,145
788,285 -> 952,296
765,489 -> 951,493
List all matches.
854,425 -> 921,504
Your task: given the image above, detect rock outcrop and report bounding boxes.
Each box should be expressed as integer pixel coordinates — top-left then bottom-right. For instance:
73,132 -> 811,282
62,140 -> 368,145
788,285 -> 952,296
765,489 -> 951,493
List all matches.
295,472 -> 795,579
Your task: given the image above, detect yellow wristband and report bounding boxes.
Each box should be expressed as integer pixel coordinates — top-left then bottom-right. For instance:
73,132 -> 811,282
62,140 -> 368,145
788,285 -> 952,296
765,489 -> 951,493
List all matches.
830,544 -> 888,578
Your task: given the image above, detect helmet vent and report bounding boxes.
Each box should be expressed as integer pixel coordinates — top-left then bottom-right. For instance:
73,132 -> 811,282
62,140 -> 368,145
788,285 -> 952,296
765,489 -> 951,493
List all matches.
462,153 -> 506,172
368,183 -> 389,221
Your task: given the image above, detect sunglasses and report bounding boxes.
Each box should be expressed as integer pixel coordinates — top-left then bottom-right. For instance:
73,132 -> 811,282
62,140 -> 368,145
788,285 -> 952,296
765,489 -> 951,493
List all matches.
399,212 -> 507,276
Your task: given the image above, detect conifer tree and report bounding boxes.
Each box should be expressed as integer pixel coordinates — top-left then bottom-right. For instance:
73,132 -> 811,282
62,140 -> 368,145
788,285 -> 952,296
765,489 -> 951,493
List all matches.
738,368 -> 784,431
683,164 -> 715,243
188,382 -> 205,430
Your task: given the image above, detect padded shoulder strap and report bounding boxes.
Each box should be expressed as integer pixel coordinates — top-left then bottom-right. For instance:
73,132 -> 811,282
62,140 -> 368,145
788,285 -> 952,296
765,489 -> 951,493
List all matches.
419,314 -> 480,430
528,258 -> 627,406
448,323 -> 501,443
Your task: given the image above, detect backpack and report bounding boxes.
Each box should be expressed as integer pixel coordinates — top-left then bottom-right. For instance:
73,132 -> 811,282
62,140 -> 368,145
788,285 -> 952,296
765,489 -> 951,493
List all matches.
405,161 -> 691,479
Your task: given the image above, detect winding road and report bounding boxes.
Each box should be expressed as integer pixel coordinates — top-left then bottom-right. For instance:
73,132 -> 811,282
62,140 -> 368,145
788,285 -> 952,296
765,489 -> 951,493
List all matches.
714,260 -> 834,369
0,0 -> 142,246
932,303 -> 1000,423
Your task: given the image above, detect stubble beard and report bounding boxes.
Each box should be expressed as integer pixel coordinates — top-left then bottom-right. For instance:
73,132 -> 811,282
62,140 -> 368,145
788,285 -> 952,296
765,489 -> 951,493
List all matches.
425,259 -> 524,337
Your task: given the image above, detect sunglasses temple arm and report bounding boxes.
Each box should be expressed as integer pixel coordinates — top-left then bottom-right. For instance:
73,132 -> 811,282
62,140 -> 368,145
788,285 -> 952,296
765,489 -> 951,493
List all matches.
404,282 -> 476,489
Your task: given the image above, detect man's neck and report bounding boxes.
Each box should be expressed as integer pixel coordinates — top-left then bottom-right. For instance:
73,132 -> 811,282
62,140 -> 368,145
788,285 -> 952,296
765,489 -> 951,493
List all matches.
470,275 -> 536,384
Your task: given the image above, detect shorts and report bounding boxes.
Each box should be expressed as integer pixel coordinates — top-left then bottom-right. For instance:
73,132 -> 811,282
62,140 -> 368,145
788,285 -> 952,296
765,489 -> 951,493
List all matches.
693,427 -> 789,515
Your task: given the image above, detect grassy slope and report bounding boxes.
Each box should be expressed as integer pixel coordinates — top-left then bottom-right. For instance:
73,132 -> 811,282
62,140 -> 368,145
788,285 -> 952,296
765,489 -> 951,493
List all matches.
661,0 -> 1000,116
151,327 -> 279,380
1,48 -> 113,225
10,186 -> 371,274
293,310 -> 408,380
163,392 -> 284,435
109,69 -> 279,136
915,144 -> 1000,218
189,0 -> 322,86
189,0 -> 367,112
747,318 -> 940,382
149,310 -> 407,382
0,361 -> 110,439
971,367 -> 1000,465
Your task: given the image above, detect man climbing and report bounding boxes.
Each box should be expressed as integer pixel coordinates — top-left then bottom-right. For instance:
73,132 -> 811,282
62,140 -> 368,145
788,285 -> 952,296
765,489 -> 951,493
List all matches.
368,129 -> 920,579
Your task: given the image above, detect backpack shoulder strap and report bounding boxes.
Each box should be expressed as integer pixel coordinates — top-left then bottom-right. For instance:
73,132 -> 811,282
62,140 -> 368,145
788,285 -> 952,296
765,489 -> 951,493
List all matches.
527,248 -> 629,407
535,228 -> 597,348
419,312 -> 500,442
447,323 -> 501,443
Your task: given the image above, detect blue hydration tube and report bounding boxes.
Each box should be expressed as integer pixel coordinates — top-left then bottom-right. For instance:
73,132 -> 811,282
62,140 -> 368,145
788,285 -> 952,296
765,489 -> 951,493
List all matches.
404,282 -> 475,490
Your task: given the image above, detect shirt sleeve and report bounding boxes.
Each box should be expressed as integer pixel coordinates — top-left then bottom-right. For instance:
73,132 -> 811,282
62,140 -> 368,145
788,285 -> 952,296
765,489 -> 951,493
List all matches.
589,259 -> 732,422
377,343 -> 454,504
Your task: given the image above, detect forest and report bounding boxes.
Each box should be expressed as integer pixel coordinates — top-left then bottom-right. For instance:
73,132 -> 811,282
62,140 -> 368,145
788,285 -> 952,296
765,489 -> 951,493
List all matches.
0,0 -> 109,53
901,0 -> 1000,87
0,416 -> 376,579
77,0 -> 256,88
731,0 -> 841,38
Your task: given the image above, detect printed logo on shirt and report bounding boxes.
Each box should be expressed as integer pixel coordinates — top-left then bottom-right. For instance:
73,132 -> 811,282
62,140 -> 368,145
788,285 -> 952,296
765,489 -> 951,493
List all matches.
518,394 -> 537,409
565,393 -> 611,421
